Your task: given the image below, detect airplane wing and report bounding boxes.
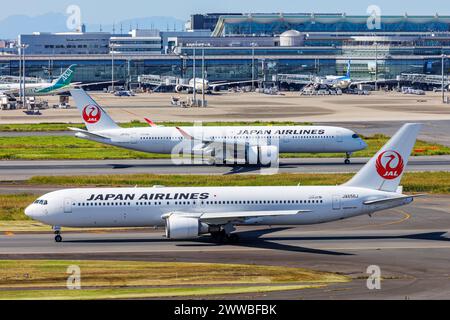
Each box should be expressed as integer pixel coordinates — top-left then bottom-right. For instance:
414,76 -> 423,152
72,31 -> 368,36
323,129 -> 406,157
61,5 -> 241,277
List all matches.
163,210 -> 311,225
68,127 -> 110,140
363,194 -> 425,206
350,79 -> 398,86
175,127 -> 239,159
144,118 -> 165,127
176,83 -> 195,89
71,81 -> 118,88
209,80 -> 254,90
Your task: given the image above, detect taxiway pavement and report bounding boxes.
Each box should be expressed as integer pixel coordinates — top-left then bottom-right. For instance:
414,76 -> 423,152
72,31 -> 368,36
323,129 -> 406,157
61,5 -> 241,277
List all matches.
1,195 -> 449,299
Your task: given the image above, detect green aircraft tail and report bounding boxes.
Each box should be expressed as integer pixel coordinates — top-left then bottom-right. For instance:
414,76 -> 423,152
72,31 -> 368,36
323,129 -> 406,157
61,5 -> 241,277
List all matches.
53,64 -> 77,86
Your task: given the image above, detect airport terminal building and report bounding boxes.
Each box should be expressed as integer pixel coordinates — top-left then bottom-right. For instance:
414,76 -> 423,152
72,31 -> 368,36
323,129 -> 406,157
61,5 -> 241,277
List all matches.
1,13 -> 450,86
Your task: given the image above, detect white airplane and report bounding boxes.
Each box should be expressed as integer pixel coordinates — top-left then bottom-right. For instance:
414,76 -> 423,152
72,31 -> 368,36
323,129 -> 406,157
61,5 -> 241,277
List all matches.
0,65 -> 77,96
69,89 -> 367,165
0,65 -> 112,97
25,123 -> 422,243
175,78 -> 254,93
320,61 -> 352,89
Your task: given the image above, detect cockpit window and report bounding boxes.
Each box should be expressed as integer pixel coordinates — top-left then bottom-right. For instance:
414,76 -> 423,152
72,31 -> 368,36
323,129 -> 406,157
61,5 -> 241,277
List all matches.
34,200 -> 48,205
352,134 -> 360,139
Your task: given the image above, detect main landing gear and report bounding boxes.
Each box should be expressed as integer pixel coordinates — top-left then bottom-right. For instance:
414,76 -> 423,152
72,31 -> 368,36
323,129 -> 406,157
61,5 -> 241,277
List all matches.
210,230 -> 240,244
53,226 -> 62,243
344,152 -> 352,165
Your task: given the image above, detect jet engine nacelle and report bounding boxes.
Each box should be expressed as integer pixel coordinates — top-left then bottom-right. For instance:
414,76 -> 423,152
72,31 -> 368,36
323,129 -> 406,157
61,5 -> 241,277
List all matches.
165,215 -> 209,240
175,85 -> 184,93
245,145 -> 279,165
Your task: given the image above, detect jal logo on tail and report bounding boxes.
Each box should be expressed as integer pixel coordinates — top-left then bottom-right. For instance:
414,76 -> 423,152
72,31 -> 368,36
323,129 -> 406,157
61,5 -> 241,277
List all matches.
82,105 -> 102,124
376,150 -> 404,180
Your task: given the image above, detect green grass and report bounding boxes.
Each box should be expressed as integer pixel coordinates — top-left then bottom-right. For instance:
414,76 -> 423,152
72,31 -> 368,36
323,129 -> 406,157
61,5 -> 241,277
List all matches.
0,121 -> 312,132
2,172 -> 450,222
0,133 -> 448,160
26,172 -> 450,193
0,284 -> 322,300
0,260 -> 346,299
0,194 -> 36,220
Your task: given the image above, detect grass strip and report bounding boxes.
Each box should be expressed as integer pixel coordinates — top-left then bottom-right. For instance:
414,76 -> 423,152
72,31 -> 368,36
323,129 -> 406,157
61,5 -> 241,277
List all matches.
0,284 -> 323,300
0,132 -> 448,160
0,260 -> 347,299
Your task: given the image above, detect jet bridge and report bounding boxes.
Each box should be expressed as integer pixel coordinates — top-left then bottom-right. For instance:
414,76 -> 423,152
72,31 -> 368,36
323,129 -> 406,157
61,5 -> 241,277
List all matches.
397,73 -> 450,86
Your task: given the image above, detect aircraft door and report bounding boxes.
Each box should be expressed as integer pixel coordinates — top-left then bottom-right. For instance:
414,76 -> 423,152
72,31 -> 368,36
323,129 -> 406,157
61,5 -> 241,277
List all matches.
332,195 -> 341,210
336,131 -> 343,143
64,198 -> 73,213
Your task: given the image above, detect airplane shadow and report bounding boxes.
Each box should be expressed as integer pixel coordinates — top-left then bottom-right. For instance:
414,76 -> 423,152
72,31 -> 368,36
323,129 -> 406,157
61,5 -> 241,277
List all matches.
65,229 -> 450,256
109,160 -> 365,175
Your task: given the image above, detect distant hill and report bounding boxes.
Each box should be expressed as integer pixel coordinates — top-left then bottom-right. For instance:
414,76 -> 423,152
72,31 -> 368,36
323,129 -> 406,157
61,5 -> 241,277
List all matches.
0,13 -> 186,39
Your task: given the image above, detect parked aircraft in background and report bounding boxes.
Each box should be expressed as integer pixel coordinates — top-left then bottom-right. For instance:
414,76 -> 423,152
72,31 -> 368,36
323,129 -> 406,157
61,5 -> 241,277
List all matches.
0,65 -> 112,97
320,60 -> 353,89
175,78 -> 254,93
69,89 -> 367,165
0,65 -> 78,96
25,123 -> 422,243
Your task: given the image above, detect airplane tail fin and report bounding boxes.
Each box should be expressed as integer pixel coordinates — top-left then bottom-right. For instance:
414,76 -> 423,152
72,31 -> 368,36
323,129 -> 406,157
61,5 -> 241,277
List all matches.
53,65 -> 77,86
346,60 -> 351,78
344,123 -> 422,192
70,89 -> 120,131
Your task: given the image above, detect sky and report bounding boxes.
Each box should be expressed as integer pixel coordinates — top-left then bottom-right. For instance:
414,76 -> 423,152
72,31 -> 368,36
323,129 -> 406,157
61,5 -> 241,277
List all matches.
0,0 -> 449,23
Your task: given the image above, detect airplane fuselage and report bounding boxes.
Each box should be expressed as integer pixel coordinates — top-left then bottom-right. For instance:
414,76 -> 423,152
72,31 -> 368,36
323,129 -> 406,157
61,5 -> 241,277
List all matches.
0,82 -> 70,96
25,185 -> 411,228
75,125 -> 366,156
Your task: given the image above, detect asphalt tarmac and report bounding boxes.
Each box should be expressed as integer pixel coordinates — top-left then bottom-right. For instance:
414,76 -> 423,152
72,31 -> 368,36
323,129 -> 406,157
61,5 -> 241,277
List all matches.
0,156 -> 449,181
1,195 -> 449,299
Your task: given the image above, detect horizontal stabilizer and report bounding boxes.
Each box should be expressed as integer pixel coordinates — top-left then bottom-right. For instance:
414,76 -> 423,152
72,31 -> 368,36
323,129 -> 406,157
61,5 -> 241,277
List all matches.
68,127 -> 109,140
363,194 -> 425,206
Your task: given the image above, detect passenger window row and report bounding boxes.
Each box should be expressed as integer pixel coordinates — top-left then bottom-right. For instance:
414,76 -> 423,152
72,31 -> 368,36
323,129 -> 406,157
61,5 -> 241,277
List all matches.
76,199 -> 324,207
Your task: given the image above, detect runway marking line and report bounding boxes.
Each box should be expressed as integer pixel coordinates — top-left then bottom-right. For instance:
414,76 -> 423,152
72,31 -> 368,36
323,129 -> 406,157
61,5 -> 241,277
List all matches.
343,209 -> 411,231
4,243 -> 450,256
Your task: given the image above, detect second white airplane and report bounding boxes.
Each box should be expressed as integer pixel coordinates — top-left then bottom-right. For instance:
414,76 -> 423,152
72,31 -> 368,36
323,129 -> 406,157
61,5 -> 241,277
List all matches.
69,89 -> 367,165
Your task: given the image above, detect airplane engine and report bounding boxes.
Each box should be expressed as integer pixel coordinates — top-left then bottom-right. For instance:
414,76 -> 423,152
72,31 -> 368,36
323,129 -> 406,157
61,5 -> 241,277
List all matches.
175,85 -> 184,93
165,215 -> 209,240
245,145 -> 279,165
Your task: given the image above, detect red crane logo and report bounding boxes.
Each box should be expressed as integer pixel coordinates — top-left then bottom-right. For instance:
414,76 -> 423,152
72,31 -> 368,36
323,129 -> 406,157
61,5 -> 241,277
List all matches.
82,105 -> 101,124
376,150 -> 404,180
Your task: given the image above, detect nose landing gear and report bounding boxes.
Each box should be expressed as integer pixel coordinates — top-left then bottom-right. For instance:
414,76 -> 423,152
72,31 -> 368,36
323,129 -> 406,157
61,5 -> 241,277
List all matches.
53,226 -> 62,243
344,152 -> 352,165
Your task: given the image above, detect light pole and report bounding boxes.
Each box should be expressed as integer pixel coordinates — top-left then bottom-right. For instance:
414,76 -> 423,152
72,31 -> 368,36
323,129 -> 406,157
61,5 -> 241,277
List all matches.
193,44 -> 197,105
17,45 -> 22,106
201,46 -> 205,107
375,42 -> 378,91
110,42 -> 115,93
442,54 -> 447,103
251,42 -> 257,91
20,44 -> 28,108
127,58 -> 131,91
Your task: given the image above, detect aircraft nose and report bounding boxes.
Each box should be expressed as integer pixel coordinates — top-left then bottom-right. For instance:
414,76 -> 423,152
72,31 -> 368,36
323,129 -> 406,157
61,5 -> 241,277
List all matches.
25,204 -> 42,219
24,205 -> 35,218
361,139 -> 368,149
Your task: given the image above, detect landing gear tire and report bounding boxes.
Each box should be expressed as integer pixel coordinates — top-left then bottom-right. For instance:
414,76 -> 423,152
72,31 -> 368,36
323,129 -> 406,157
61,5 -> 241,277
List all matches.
344,152 -> 352,165
227,234 -> 240,244
54,227 -> 62,243
211,231 -> 239,244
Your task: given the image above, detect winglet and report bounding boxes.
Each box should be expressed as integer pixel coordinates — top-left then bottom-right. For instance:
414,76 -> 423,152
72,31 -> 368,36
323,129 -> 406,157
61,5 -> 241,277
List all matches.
176,127 -> 194,140
144,118 -> 157,127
